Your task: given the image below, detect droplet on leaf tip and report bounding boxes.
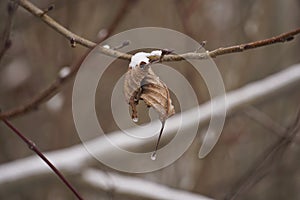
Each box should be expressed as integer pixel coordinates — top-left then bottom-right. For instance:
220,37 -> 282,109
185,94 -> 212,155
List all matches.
151,152 -> 157,161
132,117 -> 138,123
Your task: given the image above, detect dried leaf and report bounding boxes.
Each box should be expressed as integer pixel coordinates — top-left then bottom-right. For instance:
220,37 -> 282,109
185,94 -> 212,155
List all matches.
123,61 -> 149,122
140,68 -> 175,121
123,50 -> 175,159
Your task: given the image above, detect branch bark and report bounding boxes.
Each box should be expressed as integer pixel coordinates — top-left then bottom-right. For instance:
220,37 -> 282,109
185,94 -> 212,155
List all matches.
15,0 -> 300,61
0,0 -> 134,120
17,0 -> 131,59
2,118 -> 84,200
1,0 -> 299,119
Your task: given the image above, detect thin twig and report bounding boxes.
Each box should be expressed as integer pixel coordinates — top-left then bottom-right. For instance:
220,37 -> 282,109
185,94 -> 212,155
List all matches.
1,118 -> 84,200
16,0 -> 300,61
16,0 -> 131,59
0,0 -> 135,120
1,0 -> 299,199
0,51 -> 89,120
1,0 -> 299,120
225,108 -> 300,200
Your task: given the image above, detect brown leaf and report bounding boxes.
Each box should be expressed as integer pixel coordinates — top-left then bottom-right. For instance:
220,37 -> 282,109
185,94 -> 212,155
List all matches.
123,51 -> 175,159
140,68 -> 175,122
123,61 -> 175,123
123,61 -> 149,122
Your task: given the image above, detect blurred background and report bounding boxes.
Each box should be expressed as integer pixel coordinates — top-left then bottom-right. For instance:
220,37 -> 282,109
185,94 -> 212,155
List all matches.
0,0 -> 300,199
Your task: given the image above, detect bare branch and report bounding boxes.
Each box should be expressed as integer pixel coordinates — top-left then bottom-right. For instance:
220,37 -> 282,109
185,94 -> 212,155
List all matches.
0,64 -> 299,188
0,51 -> 89,120
1,1 -> 299,199
82,168 -> 213,200
0,0 -> 299,120
0,0 -> 135,120
17,0 -> 131,59
17,0 -> 300,61
1,119 -> 84,200
164,27 -> 300,61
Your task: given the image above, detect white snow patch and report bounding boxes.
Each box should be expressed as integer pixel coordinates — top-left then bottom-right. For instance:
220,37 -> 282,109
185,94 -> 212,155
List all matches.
129,50 -> 162,68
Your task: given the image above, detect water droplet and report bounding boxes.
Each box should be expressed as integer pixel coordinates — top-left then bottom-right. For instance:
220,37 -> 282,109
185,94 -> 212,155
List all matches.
59,66 -> 70,78
151,152 -> 156,161
132,117 -> 138,123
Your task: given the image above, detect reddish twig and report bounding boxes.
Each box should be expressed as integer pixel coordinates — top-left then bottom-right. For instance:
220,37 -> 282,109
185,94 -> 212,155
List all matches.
1,118 -> 84,200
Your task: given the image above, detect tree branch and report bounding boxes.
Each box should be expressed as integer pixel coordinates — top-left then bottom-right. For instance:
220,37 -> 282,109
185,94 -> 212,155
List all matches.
16,0 -> 300,61
16,0 -> 131,59
0,0 -> 135,120
0,51 -> 89,120
1,118 -> 84,200
0,0 -> 299,120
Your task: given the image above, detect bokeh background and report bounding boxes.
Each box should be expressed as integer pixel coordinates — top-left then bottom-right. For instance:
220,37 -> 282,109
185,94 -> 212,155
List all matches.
0,0 -> 300,199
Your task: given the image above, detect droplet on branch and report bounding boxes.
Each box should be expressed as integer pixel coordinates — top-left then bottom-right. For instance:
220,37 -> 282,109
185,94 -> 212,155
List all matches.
58,66 -> 71,79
